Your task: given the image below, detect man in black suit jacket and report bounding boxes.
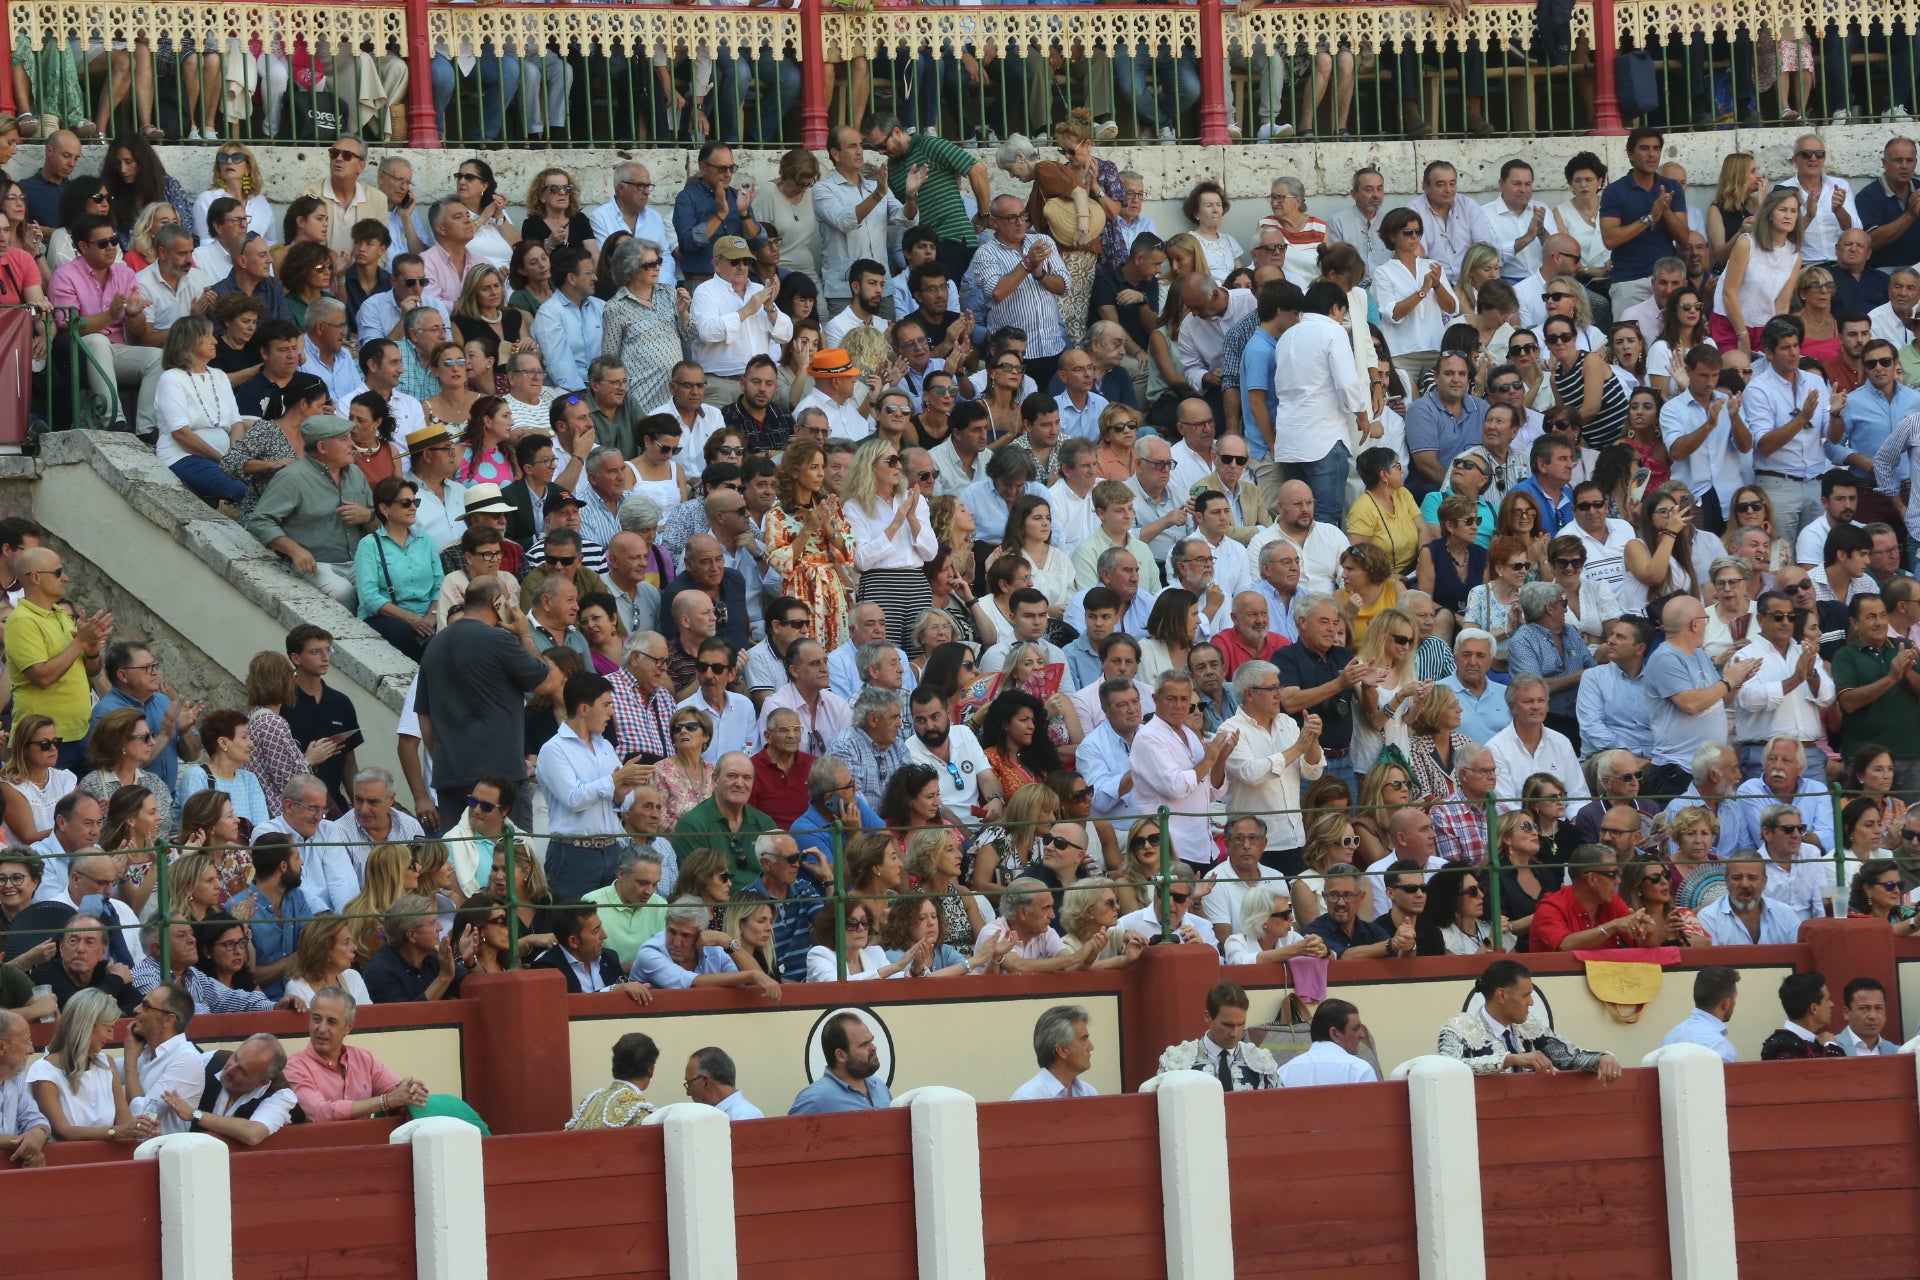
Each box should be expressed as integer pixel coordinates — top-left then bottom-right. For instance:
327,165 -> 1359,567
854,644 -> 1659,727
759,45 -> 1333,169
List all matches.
532,906 -> 656,1003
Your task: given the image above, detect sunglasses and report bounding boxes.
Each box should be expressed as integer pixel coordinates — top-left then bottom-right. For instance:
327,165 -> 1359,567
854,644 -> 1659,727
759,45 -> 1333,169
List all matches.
1067,787 -> 1093,803
1878,879 -> 1905,891
1129,834 -> 1162,851
673,722 -> 703,734
1043,834 -> 1085,853
1462,883 -> 1485,898
1389,882 -> 1426,894
1772,823 -> 1806,836
548,555 -> 580,568
915,470 -> 935,482
215,151 -> 249,164
1545,292 -> 1576,302
1509,343 -> 1538,355
881,454 -> 903,467
1865,356 -> 1897,369
697,662 -> 732,675
845,918 -> 870,930
1167,892 -> 1191,905
1490,382 -> 1523,394
1217,454 -> 1248,466
27,737 -> 58,751
466,796 -> 499,813
1798,149 -> 1826,160
1388,632 -> 1414,645
329,147 -> 364,162
1733,500 -> 1766,513
1270,909 -> 1294,921
1641,871 -> 1668,885
1553,556 -> 1586,569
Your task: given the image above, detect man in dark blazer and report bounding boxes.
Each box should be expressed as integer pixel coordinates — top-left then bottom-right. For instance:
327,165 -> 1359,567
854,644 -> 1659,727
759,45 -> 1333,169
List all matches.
531,906 -> 656,1002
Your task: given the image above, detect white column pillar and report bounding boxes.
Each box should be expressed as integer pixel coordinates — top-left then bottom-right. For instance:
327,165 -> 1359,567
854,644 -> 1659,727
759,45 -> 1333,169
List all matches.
892,1086 -> 986,1280
1140,1070 -> 1234,1280
135,1132 -> 233,1280
644,1102 -> 738,1280
1399,1055 -> 1486,1280
1641,1043 -> 1737,1280
391,1115 -> 488,1280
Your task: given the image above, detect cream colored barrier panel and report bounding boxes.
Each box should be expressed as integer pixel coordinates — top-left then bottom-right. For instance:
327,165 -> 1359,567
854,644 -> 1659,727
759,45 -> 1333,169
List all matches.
569,993 -> 1124,1113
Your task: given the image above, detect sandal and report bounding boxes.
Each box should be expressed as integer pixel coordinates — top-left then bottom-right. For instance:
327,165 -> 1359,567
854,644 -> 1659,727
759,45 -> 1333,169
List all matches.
139,125 -> 166,143
16,115 -> 39,139
72,119 -> 98,139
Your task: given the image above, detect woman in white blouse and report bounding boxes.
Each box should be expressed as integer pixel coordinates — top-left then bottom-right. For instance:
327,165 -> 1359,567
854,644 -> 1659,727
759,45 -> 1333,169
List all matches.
1183,181 -> 1245,286
993,494 -> 1076,617
840,435 -> 938,651
1373,207 -> 1455,391
1222,883 -> 1331,965
154,317 -> 253,507
27,989 -> 140,1142
805,899 -> 914,981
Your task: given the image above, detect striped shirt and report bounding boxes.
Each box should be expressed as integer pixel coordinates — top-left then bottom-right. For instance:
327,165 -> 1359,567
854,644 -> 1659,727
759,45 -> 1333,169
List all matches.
966,235 -> 1069,360
891,133 -> 981,246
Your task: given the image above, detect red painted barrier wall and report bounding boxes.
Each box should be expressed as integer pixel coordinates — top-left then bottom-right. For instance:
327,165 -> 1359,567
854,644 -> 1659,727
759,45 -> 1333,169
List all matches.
1226,1084 -> 1418,1280
1477,1071 -> 1670,1279
483,1128 -> 671,1280
737,1109 -> 919,1278
229,1143 -> 416,1280
980,1094 -> 1166,1279
12,1161 -> 159,1280
1727,1055 -> 1920,1279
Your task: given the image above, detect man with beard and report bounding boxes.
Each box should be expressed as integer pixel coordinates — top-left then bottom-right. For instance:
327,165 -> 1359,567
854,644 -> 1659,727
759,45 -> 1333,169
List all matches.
231,838 -> 311,999
904,685 -> 1002,824
790,1011 -> 891,1114
1697,851 -> 1805,945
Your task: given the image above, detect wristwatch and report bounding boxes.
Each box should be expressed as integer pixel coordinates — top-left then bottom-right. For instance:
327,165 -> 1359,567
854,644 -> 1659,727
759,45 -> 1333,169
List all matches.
192,1109 -> 204,1124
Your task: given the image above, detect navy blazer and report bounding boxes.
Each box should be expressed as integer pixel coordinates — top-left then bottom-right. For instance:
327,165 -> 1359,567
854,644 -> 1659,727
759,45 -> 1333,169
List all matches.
531,945 -> 628,993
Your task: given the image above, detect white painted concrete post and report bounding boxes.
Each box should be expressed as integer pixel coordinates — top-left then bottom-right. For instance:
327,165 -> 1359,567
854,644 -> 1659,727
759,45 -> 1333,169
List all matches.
1401,1055 -> 1487,1280
390,1116 -> 488,1280
135,1132 -> 233,1280
892,1087 -> 986,1280
1641,1043 -> 1737,1280
643,1102 -> 738,1280
1140,1070 -> 1234,1280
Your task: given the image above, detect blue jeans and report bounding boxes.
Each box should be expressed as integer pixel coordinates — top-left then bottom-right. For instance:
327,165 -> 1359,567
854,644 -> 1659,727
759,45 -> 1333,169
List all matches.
1113,41 -> 1200,131
896,50 -> 956,132
1292,442 -> 1351,529
716,46 -> 800,143
170,455 -> 249,505
545,838 -> 625,905
1321,754 -> 1356,790
431,50 -> 523,141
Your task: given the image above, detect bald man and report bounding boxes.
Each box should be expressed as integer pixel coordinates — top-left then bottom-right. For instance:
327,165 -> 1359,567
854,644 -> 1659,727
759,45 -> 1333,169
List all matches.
1643,595 -> 1761,797
0,1010 -> 51,1167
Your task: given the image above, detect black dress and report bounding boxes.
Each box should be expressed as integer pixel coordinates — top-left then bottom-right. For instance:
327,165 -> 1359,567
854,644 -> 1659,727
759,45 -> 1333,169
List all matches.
455,309 -> 528,352
519,213 -> 596,251
1424,538 -> 1487,613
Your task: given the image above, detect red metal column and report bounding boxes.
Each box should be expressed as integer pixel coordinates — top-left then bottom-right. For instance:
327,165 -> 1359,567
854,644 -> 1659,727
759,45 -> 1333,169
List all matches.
1590,0 -> 1626,134
1197,0 -> 1231,145
800,0 -> 830,150
0,4 -> 17,115
407,0 -> 442,147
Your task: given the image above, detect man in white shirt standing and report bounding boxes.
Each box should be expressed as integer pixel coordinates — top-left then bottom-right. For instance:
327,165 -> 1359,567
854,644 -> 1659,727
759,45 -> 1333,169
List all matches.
1731,591 -> 1833,776
1222,664 -> 1322,876
1275,999 -> 1379,1087
1481,159 -> 1550,282
1010,1005 -> 1100,1101
1745,318 -> 1842,552
689,236 -> 793,407
1266,282 -> 1372,530
1659,345 -> 1750,531
589,162 -> 678,288
1130,671 -> 1235,860
1778,134 -> 1859,267
814,126 -> 922,315
1408,160 -> 1496,285
1176,277 -> 1256,399
537,672 -> 647,904
1155,981 -> 1283,1091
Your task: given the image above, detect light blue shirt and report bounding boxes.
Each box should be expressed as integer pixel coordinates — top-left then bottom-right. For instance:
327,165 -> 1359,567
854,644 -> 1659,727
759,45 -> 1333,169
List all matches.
827,641 -> 911,703
789,1070 -> 894,1116
628,929 -> 738,988
1659,388 -> 1746,510
1743,362 -> 1832,481
1239,325 -> 1278,461
1834,380 -> 1920,484
959,478 -> 1050,545
536,722 -> 634,837
1574,662 -> 1652,758
300,339 -> 362,408
1732,775 -> 1835,854
1061,634 -> 1105,691
1642,643 -> 1727,770
1056,388 -> 1110,443
1438,674 -> 1512,745
355,289 -> 452,345
1076,721 -> 1138,820
1696,893 -> 1804,946
1251,582 -> 1301,646
531,291 -> 608,392
1660,1007 -> 1737,1063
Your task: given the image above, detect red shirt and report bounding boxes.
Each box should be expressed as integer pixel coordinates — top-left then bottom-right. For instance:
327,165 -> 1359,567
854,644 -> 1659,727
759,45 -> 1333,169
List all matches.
1214,626 -> 1286,677
749,747 -> 815,829
1528,885 -> 1632,952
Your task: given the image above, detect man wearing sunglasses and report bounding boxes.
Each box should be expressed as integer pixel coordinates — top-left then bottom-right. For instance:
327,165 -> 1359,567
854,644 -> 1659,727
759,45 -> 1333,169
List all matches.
1751,802 -> 1828,923
1528,844 -> 1649,953
301,136 -> 386,255
49,212 -> 163,436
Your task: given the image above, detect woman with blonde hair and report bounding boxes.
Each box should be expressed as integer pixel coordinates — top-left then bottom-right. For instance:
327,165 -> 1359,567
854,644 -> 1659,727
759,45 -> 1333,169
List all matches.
487,841 -> 557,959
1115,813 -> 1168,915
0,714 -> 74,845
422,340 -> 483,438
151,851 -> 222,923
519,166 -> 594,253
1292,807 -> 1360,924
1490,808 -> 1555,949
190,142 -> 271,245
1794,265 -> 1843,378
27,989 -> 139,1143
1057,876 -> 1141,969
976,782 -> 1059,895
1712,185 -> 1803,354
1351,760 -> 1416,869
765,439 -> 854,652
1093,405 -> 1141,482
284,913 -> 375,1006
1351,607 -> 1425,776
1405,684 -> 1475,801
1665,804 -> 1724,911
1456,243 -> 1503,315
723,890 -> 780,980
842,435 -> 938,651
905,824 -> 982,954
124,200 -> 179,272
1707,151 -> 1767,268
452,264 -> 532,365
340,842 -> 421,963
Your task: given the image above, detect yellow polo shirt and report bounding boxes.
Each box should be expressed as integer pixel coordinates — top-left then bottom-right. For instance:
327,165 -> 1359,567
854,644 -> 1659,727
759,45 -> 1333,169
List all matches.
4,599 -> 91,738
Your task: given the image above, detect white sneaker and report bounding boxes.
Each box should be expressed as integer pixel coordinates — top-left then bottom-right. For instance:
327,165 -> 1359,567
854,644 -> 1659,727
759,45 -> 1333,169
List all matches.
185,127 -> 202,142
1093,117 -> 1119,141
922,124 -> 938,138
1226,114 -> 1242,138
1158,125 -> 1177,146
1256,120 -> 1294,140
1892,105 -> 1914,123
1830,107 -> 1850,124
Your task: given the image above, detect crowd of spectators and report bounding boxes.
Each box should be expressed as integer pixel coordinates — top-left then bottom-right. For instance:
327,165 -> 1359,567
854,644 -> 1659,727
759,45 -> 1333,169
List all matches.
4,118 -> 1920,1152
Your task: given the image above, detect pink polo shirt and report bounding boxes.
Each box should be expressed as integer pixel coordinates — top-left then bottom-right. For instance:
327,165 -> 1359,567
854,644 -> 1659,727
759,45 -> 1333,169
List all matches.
284,1043 -> 403,1122
48,257 -> 145,342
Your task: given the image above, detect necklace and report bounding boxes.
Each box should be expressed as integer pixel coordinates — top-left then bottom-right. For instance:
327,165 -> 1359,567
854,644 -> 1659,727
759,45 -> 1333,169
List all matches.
185,367 -> 223,428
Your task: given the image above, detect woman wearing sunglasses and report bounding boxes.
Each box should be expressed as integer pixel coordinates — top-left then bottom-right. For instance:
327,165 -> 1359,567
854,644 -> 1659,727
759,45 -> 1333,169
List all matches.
1621,858 -> 1709,946
0,715 -> 74,846
77,707 -> 175,840
1490,808 -> 1557,951
1847,856 -> 1919,936
843,436 -> 938,652
1415,866 -> 1513,955
655,708 -> 716,831
354,476 -> 441,660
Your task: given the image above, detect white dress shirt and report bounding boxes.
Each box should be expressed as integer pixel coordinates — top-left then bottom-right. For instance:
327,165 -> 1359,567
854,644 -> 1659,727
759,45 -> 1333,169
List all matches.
135,263 -> 215,331
1268,312 -> 1369,465
1744,362 -> 1833,480
844,491 -> 938,572
1660,389 -> 1748,512
813,169 -> 912,304
690,276 -> 793,378
587,202 -> 679,288
1776,175 -> 1859,263
1761,846 -> 1829,920
1246,520 -> 1350,597
930,439 -> 990,496
1480,197 -> 1548,279
1408,193 -> 1497,283
128,1034 -> 205,1134
793,387 -> 872,440
1731,637 -> 1833,747
1047,477 -> 1099,548
200,1048 -> 300,1134
1221,707 -> 1323,851
1177,289 -> 1257,391
1275,1039 -> 1379,1087
536,721 -> 634,836
1009,1069 -> 1099,1101
1129,716 -> 1223,858
677,689 -> 760,762
254,816 -> 358,915
1486,723 -> 1584,805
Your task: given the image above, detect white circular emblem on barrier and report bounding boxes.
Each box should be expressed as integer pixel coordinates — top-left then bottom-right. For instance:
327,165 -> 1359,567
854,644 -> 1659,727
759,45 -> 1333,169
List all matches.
804,1005 -> 896,1087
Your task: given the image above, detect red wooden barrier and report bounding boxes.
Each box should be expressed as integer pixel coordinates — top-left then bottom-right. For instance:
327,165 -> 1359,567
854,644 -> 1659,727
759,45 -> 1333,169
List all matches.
1477,1071 -> 1669,1278
5,1160 -> 159,1280
41,1117 -> 403,1165
1726,1055 -> 1920,1280
229,1143 -> 416,1280
980,1094 -> 1165,1279
483,1128 -> 671,1280
1227,1084 -> 1418,1280
736,1109 -> 919,1278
